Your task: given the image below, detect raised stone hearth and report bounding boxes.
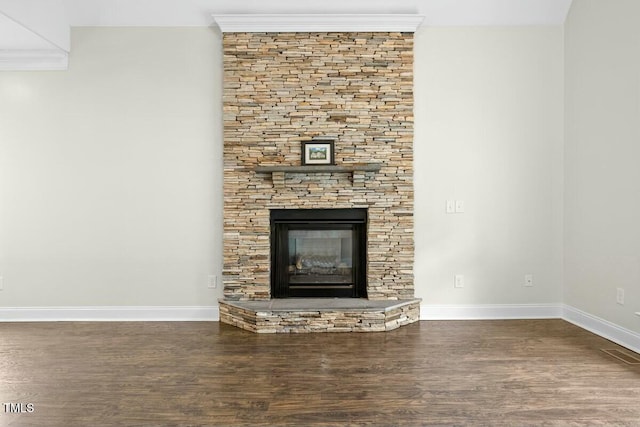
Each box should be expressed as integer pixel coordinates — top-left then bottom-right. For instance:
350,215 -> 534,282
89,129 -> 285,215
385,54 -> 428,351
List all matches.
219,298 -> 421,333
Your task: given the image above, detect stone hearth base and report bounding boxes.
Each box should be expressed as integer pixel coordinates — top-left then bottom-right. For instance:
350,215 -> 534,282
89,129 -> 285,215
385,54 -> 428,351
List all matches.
219,298 -> 421,333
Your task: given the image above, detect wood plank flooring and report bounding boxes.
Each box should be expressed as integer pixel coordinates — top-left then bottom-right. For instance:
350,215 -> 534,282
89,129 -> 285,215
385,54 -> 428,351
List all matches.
1,320 -> 639,426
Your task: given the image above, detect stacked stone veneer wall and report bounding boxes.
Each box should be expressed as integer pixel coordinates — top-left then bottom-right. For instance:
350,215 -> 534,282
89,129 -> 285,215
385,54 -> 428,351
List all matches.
223,32 -> 414,301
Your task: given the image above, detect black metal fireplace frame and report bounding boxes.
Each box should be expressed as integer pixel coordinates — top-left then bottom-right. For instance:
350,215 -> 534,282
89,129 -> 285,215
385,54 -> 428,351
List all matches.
270,209 -> 367,298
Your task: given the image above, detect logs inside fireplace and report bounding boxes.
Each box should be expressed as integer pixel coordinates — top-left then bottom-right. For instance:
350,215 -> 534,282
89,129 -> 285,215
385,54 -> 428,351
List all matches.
270,209 -> 367,298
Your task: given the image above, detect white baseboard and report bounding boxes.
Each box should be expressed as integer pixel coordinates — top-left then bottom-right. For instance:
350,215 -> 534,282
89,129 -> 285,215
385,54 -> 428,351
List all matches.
0,306 -> 219,322
2,304 -> 638,354
419,303 -> 640,354
563,305 -> 640,354
421,303 -> 563,320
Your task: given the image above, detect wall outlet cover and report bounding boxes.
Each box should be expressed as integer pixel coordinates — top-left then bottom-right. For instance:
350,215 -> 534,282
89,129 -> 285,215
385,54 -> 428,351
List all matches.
208,275 -> 217,289
524,274 -> 534,287
454,274 -> 464,288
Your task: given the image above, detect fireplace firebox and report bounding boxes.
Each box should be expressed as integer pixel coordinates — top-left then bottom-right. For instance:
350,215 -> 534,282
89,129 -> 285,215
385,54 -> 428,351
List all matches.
270,209 -> 367,298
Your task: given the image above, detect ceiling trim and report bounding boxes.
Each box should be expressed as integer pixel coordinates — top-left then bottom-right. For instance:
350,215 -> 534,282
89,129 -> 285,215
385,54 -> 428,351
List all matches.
0,5 -> 70,52
212,14 -> 425,33
0,49 -> 68,71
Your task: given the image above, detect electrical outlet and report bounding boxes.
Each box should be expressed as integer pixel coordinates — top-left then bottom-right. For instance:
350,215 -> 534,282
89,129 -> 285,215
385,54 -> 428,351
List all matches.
616,288 -> 625,305
455,200 -> 465,213
454,274 -> 464,288
524,274 -> 534,287
446,200 -> 455,214
208,275 -> 217,289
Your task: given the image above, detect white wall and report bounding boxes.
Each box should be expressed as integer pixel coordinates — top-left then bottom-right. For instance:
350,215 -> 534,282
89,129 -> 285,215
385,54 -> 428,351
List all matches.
413,27 -> 565,308
565,0 -> 640,332
0,25 -> 565,315
0,27 -> 224,307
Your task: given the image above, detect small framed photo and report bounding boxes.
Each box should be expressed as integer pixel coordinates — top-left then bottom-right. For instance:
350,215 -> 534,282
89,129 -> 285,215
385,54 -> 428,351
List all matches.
302,140 -> 335,165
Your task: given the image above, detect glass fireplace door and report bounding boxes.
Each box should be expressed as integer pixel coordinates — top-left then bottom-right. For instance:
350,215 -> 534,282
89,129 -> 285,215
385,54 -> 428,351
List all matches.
288,226 -> 354,288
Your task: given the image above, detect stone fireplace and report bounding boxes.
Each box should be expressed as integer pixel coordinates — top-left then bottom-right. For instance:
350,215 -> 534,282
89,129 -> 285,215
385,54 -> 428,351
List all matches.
215,15 -> 422,332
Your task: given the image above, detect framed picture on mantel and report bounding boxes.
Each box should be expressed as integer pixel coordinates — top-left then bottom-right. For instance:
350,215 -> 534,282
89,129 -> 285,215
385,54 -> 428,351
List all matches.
302,140 -> 335,166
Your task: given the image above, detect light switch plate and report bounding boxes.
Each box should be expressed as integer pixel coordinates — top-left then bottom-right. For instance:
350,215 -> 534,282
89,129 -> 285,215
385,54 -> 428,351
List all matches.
446,200 -> 455,214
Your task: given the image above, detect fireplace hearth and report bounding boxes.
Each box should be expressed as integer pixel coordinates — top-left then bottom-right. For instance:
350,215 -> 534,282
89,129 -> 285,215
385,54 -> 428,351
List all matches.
271,209 -> 367,298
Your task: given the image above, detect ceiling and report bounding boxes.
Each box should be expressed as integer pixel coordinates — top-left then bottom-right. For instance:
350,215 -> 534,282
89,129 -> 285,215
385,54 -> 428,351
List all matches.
0,0 -> 573,69
61,0 -> 573,27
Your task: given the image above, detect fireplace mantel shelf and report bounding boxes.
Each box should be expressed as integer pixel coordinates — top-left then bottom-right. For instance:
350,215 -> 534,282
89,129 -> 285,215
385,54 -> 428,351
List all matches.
255,164 -> 381,174
255,164 -> 382,188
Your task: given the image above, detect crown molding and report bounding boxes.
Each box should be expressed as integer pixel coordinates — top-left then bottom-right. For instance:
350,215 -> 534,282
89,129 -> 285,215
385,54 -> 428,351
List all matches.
212,14 -> 424,33
0,49 -> 68,71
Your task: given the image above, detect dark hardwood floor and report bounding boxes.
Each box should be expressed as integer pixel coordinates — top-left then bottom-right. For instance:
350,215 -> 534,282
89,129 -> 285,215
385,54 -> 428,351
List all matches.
1,319 -> 639,426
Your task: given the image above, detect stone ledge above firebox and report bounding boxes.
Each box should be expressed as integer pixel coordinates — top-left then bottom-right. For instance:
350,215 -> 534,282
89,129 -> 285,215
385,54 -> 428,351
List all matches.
219,298 -> 421,333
